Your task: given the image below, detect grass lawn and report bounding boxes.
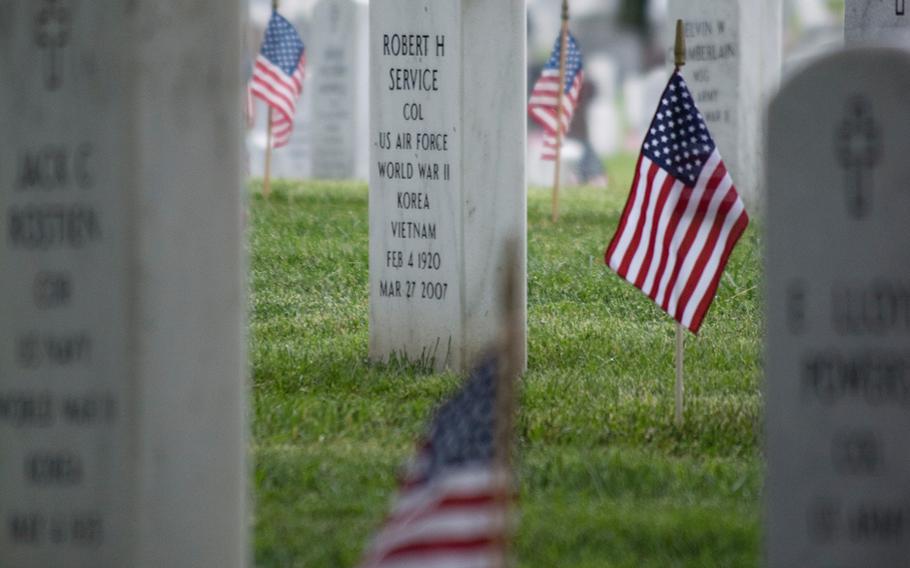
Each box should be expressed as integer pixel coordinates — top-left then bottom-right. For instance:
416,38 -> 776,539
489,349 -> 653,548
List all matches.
249,153 -> 763,567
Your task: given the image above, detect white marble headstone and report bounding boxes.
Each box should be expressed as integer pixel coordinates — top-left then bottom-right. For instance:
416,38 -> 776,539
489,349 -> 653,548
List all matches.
846,0 -> 910,46
369,0 -> 527,373
0,1 -> 247,566
309,0 -> 369,180
667,0 -> 782,212
765,48 -> 910,566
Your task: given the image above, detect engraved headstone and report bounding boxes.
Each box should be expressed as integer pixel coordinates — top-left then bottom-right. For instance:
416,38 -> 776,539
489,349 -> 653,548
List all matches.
765,48 -> 910,566
667,0 -> 782,211
309,0 -> 369,180
0,1 -> 247,565
369,0 -> 527,373
846,0 -> 910,46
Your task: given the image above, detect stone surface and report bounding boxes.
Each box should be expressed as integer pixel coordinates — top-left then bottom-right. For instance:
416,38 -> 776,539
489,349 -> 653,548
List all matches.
369,0 -> 527,373
765,48 -> 910,566
0,1 -> 247,566
622,67 -> 668,152
587,55 -> 621,157
666,0 -> 782,212
526,137 -> 584,188
309,0 -> 369,180
846,0 -> 910,46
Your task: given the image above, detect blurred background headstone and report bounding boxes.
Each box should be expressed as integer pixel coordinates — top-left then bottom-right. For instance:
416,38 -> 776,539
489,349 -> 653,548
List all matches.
846,0 -> 910,46
308,0 -> 369,180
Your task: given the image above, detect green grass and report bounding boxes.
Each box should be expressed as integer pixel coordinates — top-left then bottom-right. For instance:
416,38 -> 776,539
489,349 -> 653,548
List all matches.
249,153 -> 763,567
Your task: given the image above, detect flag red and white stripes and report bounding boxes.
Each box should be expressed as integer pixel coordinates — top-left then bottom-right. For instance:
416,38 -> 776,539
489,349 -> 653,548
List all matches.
605,71 -> 748,334
360,467 -> 509,568
528,32 -> 584,161
249,11 -> 306,148
359,356 -> 512,568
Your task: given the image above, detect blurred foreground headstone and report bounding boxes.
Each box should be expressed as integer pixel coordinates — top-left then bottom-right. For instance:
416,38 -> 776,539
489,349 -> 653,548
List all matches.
765,48 -> 910,566
0,1 -> 247,565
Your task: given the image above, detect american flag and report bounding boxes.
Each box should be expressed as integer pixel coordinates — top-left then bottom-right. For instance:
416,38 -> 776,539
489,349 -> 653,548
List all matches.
528,31 -> 584,160
249,11 -> 306,148
359,355 -> 512,568
605,71 -> 749,334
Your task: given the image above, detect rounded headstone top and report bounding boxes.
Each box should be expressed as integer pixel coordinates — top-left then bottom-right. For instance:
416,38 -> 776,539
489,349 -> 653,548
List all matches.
772,47 -> 910,115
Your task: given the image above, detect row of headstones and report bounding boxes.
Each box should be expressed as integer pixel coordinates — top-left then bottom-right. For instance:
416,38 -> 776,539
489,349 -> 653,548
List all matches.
369,0 -> 910,372
1,0 -> 909,566
263,0 -> 910,190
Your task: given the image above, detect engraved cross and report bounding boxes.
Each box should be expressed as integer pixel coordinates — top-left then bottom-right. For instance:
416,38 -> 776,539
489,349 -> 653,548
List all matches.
33,0 -> 71,91
835,96 -> 881,219
898,0 -> 906,16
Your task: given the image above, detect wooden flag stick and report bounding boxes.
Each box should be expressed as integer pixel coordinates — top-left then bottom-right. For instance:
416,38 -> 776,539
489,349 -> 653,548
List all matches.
262,0 -> 279,199
494,239 -> 522,568
673,20 -> 686,429
675,322 -> 685,427
551,0 -> 570,223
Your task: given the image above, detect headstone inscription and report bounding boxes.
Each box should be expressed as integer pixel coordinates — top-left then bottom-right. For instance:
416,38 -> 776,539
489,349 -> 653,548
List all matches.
765,49 -> 910,566
0,1 -> 247,566
369,0 -> 527,373
666,0 -> 782,211
309,0 -> 369,180
846,0 -> 910,46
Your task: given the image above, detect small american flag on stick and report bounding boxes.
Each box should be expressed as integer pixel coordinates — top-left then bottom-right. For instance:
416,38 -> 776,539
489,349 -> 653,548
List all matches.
605,71 -> 749,334
249,11 -> 305,148
528,31 -> 584,160
358,354 -> 513,568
